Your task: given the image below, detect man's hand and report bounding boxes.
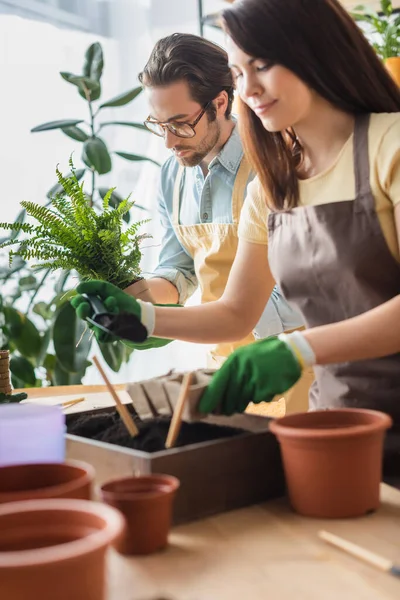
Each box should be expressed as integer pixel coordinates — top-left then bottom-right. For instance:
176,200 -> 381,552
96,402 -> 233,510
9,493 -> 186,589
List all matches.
199,337 -> 303,415
71,280 -> 145,343
71,280 -> 181,349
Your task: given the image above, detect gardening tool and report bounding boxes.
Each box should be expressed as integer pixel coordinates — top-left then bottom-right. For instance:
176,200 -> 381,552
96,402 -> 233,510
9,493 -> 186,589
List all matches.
319,530 -> 400,578
92,356 -> 139,437
83,294 -> 148,343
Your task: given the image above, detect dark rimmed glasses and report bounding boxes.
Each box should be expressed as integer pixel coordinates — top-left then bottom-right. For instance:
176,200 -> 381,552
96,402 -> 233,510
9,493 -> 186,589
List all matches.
144,101 -> 212,139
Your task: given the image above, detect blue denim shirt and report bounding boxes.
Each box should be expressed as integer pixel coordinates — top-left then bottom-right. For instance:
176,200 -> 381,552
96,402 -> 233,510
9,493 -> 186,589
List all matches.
150,124 -> 304,337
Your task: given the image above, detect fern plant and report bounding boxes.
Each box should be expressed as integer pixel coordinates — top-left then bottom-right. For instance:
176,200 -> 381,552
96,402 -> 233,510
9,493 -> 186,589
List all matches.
0,159 -> 150,290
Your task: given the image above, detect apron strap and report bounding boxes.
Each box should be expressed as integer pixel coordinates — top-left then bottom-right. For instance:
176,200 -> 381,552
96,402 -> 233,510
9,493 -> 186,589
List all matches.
231,156 -> 252,223
353,113 -> 372,201
172,165 -> 185,226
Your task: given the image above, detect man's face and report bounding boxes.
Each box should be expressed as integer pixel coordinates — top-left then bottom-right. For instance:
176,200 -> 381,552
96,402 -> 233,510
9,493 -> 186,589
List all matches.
144,80 -> 221,167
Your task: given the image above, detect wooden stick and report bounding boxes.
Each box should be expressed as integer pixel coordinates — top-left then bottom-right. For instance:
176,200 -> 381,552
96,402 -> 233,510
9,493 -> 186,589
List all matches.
92,356 -> 139,437
318,530 -> 400,577
61,397 -> 85,409
165,372 -> 193,449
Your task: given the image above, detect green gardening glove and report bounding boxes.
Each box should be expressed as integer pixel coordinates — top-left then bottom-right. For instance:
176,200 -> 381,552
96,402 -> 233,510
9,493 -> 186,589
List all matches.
71,280 -> 177,349
198,337 -> 303,415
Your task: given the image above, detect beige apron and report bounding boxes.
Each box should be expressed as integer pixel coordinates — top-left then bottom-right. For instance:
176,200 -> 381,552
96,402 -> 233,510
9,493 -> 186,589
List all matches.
267,114 -> 400,472
173,158 -> 312,416
172,157 -> 255,367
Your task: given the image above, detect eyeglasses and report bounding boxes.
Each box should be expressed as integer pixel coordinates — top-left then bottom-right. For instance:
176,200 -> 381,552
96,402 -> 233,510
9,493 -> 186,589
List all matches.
144,101 -> 212,139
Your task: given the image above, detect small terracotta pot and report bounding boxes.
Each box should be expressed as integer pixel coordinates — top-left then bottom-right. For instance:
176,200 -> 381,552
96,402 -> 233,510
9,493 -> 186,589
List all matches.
385,57 -> 400,87
0,460 -> 94,504
0,498 -> 124,600
269,409 -> 392,518
100,474 -> 180,555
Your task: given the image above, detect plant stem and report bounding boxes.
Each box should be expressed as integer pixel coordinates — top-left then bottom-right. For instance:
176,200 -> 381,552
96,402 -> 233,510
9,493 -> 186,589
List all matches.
27,268 -> 51,312
88,100 -> 96,207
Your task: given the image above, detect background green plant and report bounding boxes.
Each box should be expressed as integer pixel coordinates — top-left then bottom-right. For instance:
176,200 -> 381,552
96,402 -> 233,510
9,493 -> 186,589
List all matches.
0,42 -> 159,389
352,0 -> 400,59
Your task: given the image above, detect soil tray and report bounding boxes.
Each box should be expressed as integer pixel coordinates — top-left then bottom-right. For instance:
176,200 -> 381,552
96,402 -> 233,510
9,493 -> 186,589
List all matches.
66,406 -> 285,524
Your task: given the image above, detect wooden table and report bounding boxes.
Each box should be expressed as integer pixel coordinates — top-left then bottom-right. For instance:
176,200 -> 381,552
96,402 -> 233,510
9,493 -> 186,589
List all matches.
21,386 -> 400,599
108,484 -> 400,600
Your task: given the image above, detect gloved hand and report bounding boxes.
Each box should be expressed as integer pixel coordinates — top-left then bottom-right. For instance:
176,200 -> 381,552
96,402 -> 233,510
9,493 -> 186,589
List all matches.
122,303 -> 182,351
199,334 -> 315,415
71,280 -> 177,349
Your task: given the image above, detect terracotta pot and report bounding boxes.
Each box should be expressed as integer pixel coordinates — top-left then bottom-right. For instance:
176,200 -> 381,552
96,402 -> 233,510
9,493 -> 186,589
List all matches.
0,498 -> 124,600
385,57 -> 400,87
269,409 -> 392,518
0,460 -> 94,504
100,474 -> 180,555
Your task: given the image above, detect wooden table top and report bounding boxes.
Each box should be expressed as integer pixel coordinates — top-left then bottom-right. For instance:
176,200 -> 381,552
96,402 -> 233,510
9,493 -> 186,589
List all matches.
108,483 -> 400,600
20,385 -> 400,598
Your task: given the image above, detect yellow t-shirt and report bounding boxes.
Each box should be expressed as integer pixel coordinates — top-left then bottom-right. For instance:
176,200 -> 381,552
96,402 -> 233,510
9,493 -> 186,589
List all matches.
238,112 -> 400,262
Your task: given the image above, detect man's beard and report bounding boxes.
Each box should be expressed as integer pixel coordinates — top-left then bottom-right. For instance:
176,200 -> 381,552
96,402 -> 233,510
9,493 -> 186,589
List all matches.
175,120 -> 221,167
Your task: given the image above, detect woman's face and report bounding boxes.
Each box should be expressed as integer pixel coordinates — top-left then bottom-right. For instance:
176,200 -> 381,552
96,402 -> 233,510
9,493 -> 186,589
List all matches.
227,37 -> 313,132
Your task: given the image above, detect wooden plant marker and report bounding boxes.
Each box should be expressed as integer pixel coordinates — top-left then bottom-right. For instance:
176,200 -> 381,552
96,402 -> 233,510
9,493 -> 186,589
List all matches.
165,372 -> 193,449
319,530 -> 400,578
92,356 -> 139,437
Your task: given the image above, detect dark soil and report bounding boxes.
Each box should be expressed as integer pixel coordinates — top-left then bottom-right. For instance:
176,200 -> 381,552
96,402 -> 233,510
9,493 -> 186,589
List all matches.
66,406 -> 244,453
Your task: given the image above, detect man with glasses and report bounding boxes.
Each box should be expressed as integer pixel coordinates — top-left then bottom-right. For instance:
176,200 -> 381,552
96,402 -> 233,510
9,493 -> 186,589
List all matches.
129,33 -> 308,409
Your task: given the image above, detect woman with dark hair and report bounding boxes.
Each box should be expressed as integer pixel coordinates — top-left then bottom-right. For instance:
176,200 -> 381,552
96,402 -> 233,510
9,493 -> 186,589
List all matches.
73,0 -> 400,426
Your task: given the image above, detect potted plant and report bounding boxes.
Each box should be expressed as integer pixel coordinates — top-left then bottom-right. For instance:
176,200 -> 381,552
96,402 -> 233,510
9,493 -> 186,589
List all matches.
0,160 -> 151,391
352,1 -> 400,85
0,41 -> 159,389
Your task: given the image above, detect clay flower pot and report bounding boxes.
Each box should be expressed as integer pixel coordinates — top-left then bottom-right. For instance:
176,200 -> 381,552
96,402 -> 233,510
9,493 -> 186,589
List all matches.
100,474 -> 180,555
0,498 -> 124,600
269,409 -> 392,518
0,460 -> 95,504
385,57 -> 400,87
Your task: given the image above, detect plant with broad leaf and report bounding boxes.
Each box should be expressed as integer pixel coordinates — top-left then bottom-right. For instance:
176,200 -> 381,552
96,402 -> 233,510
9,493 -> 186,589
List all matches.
352,1 -> 400,59
0,159 -> 150,290
0,41 -> 159,389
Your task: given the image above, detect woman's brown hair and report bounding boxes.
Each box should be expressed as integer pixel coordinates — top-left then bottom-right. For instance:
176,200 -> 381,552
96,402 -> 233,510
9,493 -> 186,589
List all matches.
222,0 -> 400,210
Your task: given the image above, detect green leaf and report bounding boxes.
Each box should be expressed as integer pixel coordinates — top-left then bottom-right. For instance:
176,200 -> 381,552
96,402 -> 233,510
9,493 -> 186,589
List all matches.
0,256 -> 26,280
60,72 -> 101,102
98,340 -> 124,372
3,306 -> 22,338
53,358 -> 87,386
19,275 -> 37,291
98,186 -> 147,220
83,42 -> 104,82
381,0 -> 393,17
4,308 -> 42,358
51,289 -> 77,310
115,151 -> 161,167
33,302 -> 53,321
53,302 -> 92,373
9,209 -> 26,241
83,137 -> 112,174
31,119 -> 84,133
46,169 -> 86,199
10,355 -> 36,386
99,86 -> 142,109
43,353 -> 57,374
55,269 -> 71,294
99,121 -> 148,132
37,329 -> 52,366
61,126 -> 89,142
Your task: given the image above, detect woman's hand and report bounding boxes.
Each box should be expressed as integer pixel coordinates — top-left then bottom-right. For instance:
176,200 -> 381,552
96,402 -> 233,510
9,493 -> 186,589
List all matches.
199,337 -> 303,415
